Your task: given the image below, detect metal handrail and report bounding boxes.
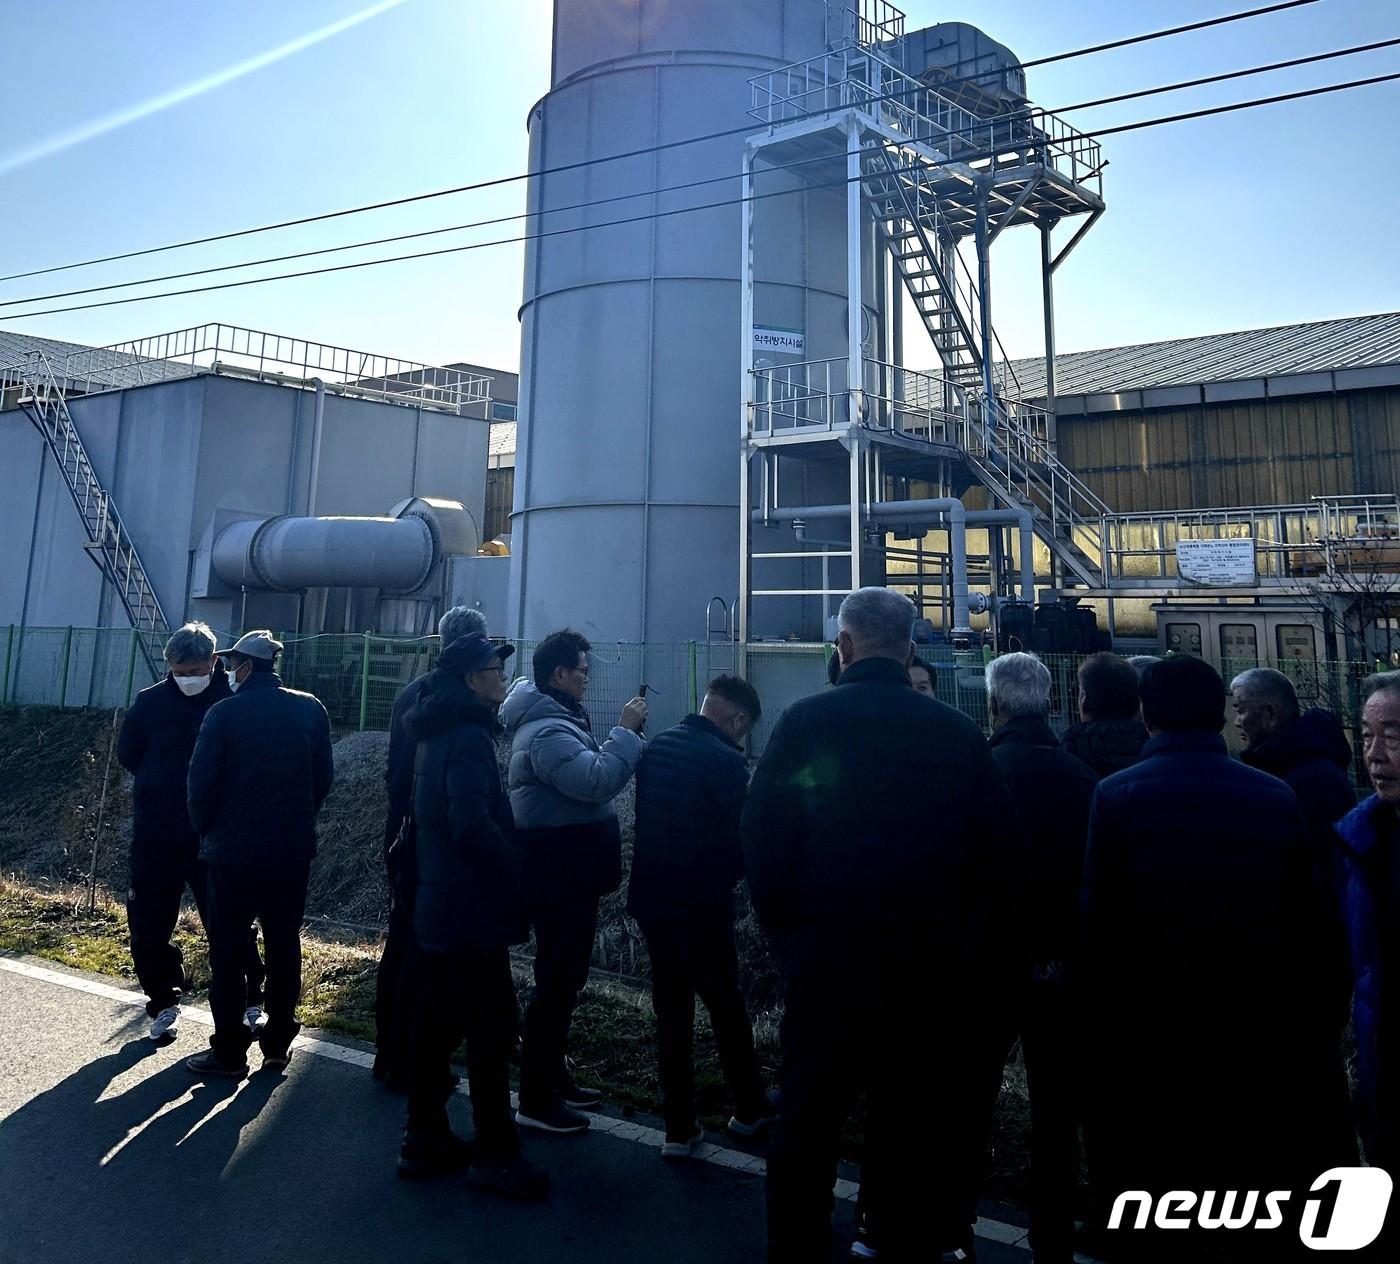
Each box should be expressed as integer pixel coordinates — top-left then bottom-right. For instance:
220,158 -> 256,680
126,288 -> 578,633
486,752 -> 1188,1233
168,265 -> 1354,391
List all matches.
748,45 -> 1103,196
12,323 -> 491,413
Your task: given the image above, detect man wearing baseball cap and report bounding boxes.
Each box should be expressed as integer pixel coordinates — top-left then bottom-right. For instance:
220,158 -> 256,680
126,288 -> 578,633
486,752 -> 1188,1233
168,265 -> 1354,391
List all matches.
185,630 -> 334,1078
398,632 -> 547,1199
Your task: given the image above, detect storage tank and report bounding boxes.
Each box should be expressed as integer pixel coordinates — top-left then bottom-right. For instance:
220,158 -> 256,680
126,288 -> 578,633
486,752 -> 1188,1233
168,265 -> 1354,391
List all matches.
509,0 -> 874,641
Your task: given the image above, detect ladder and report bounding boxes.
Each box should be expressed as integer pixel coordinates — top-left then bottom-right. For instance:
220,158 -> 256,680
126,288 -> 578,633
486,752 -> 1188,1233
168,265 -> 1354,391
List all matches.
2,353 -> 169,669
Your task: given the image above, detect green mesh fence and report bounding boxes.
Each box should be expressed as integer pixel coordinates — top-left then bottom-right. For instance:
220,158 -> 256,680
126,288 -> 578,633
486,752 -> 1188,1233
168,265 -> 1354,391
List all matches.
0,626 -> 1379,772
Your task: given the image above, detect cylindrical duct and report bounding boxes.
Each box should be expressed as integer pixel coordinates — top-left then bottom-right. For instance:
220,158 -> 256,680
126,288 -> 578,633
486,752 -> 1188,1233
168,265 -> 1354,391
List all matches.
509,0 -> 846,641
213,515 -> 434,594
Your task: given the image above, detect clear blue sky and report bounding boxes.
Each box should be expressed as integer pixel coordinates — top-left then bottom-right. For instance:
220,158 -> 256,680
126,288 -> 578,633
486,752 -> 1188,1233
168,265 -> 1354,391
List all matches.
0,0 -> 1396,373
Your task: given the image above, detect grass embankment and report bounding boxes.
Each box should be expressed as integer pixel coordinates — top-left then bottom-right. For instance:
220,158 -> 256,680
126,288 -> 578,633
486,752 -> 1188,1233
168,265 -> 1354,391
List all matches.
0,876 -> 1035,1201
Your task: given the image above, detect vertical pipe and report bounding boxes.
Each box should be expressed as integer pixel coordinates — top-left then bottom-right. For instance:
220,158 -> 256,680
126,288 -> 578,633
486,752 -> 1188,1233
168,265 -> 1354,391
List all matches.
124,625 -> 139,706
975,182 -> 995,411
305,377 -> 327,515
1020,523 -> 1035,605
687,640 -> 698,715
891,241 -> 904,404
738,145 -> 755,653
59,625 -> 73,708
1,624 -> 12,706
847,121 -> 864,595
359,631 -> 372,731
1039,221 -> 1059,450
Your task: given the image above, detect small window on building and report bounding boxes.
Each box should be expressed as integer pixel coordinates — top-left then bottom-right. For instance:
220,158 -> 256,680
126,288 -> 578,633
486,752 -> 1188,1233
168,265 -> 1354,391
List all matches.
490,401 -> 517,422
1220,623 -> 1258,661
1165,623 -> 1202,656
1276,624 -> 1317,661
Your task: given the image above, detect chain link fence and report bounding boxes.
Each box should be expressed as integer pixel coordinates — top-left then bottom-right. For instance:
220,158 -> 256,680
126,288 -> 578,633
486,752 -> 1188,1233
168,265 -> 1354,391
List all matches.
0,624 -> 1380,769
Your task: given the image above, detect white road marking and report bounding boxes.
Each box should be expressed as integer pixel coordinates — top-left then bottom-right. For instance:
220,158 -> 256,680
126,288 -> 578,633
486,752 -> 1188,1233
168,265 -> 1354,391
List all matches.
1,954 -> 1100,1258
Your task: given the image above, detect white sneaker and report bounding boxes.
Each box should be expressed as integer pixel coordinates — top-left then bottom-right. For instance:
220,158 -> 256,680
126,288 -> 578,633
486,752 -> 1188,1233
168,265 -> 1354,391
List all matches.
149,1006 -> 179,1042
660,1124 -> 704,1160
244,1006 -> 266,1036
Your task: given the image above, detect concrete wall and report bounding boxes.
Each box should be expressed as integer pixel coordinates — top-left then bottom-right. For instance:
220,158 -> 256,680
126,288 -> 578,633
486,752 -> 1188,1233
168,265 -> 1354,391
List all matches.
0,373 -> 490,638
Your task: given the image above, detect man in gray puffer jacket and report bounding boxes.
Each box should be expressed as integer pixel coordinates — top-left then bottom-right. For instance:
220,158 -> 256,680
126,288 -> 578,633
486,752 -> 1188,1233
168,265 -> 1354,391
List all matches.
499,629 -> 648,1134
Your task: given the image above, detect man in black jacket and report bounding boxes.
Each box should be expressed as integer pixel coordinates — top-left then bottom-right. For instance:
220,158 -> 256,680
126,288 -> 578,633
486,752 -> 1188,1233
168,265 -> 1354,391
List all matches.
185,631 -> 333,1078
374,605 -> 488,1085
743,587 -> 1016,1264
398,631 -> 547,1199
985,653 -> 1097,1264
1059,651 -> 1148,778
1231,667 -> 1356,841
1080,655 -> 1353,1252
628,674 -> 772,1159
118,622 -> 263,1043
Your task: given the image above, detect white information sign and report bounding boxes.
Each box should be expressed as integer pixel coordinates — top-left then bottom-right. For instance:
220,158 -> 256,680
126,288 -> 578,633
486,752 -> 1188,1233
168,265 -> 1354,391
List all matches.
752,325 -> 805,356
1176,538 -> 1257,586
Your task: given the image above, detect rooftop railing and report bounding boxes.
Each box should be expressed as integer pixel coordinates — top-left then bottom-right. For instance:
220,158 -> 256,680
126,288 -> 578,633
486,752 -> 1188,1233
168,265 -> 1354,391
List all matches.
748,45 -> 1104,197
0,324 -> 491,414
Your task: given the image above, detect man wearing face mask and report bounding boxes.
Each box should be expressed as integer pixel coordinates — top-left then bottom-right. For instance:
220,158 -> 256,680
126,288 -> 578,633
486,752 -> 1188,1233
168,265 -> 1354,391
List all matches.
186,630 -> 334,1077
118,622 -> 265,1044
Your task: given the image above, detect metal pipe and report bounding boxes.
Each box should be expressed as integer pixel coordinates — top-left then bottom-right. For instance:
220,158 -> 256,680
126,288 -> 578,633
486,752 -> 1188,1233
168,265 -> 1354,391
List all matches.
1039,221 -> 1058,450
753,497 -> 971,637
213,514 -> 435,594
305,377 -> 326,515
966,508 -> 1035,604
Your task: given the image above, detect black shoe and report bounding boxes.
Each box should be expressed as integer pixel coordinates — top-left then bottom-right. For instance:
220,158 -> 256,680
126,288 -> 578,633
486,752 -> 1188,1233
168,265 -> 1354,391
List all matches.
397,1131 -> 475,1180
185,1050 -> 248,1079
560,1076 -> 603,1111
467,1154 -> 550,1201
258,1023 -> 299,1071
515,1099 -> 590,1135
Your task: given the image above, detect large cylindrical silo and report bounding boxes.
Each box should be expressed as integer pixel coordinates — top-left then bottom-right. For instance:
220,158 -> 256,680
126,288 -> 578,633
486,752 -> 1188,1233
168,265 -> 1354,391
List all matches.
509,0 -> 877,642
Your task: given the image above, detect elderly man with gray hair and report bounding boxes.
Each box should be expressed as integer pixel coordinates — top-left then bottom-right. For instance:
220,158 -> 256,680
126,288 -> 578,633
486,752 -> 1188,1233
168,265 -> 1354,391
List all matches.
984,652 -> 1097,1264
117,622 -> 264,1044
374,605 -> 490,1086
743,586 -> 1016,1264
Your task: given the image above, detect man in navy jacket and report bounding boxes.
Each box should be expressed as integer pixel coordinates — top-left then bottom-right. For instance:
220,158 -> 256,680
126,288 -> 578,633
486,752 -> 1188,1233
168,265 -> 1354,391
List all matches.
628,674 -> 771,1158
1337,670 -> 1400,1177
185,631 -> 333,1078
1080,654 -> 1352,1249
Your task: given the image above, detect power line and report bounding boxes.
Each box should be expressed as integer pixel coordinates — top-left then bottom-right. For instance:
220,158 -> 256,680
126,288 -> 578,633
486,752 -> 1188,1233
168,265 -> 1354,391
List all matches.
1019,0 -> 1322,69
7,30 -> 1393,312
5,67 -> 1396,324
0,0 -> 1325,286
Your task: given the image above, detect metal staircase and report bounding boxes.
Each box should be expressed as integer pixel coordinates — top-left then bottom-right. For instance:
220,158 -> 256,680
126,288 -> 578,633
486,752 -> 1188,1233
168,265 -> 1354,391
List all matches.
1,353 -> 169,667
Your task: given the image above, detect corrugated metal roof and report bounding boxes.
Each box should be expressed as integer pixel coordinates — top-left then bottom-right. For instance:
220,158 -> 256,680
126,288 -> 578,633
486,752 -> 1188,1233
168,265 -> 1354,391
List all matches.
0,327 -> 192,389
489,421 -> 516,458
1005,311 -> 1400,399
0,329 -> 99,366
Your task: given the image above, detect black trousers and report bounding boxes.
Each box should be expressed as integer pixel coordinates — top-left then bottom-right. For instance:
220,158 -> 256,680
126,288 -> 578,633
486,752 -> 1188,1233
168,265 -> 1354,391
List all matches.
767,966 -> 998,1264
519,892 -> 598,1109
404,942 -> 519,1160
374,887 -> 414,1073
204,861 -> 310,1062
1021,975 -> 1079,1264
639,915 -> 766,1135
127,848 -> 264,1017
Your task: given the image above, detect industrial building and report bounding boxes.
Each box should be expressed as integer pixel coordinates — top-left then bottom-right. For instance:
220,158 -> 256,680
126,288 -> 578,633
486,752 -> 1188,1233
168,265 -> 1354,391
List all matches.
3,0 -> 1398,692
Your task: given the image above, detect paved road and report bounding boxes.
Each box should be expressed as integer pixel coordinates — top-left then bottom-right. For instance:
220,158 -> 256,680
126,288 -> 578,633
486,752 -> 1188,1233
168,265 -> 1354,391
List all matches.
0,956 -> 1034,1264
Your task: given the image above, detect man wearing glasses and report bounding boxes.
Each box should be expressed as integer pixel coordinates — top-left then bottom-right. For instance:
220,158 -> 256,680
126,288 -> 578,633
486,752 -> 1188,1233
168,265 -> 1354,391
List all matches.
499,629 -> 647,1134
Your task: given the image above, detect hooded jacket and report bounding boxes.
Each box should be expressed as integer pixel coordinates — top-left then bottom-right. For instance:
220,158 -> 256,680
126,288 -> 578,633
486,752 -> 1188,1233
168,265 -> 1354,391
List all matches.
119,669 -> 232,856
499,680 -> 644,899
1242,708 -> 1356,841
408,669 -> 524,952
1058,716 -> 1149,780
